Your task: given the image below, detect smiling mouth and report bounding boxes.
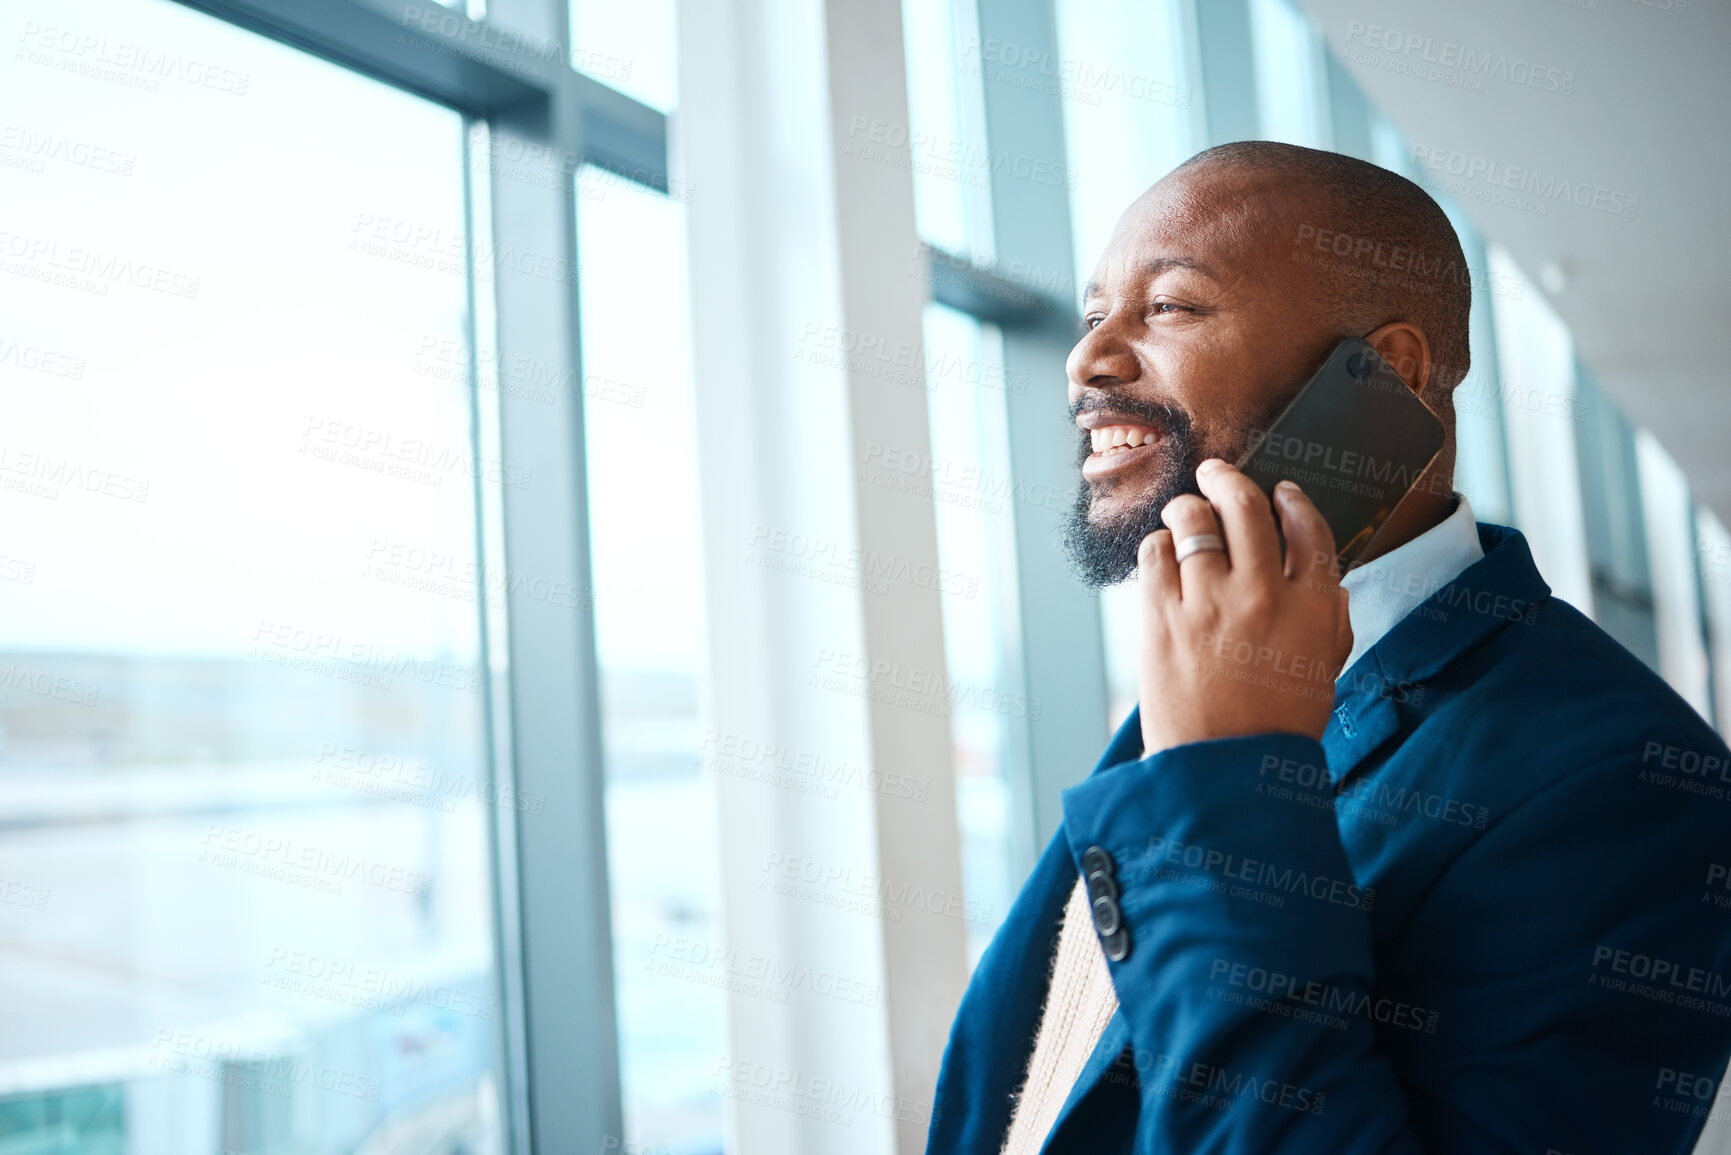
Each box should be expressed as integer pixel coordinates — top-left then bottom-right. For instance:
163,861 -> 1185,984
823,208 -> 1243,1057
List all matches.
1088,424 -> 1160,457
1080,421 -> 1165,482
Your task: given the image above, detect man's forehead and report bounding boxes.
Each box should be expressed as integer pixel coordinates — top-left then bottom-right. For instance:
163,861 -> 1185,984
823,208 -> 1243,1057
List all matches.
1086,166 -> 1314,296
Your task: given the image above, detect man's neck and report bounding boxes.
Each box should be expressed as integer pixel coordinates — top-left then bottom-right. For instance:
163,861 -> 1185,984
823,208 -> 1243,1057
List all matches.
1352,452 -> 1457,568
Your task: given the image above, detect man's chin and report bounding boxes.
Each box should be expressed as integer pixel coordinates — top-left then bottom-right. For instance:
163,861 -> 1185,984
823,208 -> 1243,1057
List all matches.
1062,490 -> 1167,588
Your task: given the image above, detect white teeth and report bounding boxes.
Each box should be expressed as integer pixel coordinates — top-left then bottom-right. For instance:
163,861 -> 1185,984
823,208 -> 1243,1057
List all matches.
1086,424 -> 1158,455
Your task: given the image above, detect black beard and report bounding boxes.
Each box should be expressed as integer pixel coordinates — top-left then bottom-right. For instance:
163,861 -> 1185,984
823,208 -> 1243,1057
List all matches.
1062,395 -> 1204,588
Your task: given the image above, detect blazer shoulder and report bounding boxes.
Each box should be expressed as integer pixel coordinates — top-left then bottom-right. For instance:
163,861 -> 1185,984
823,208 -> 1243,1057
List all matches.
1455,591 -> 1723,758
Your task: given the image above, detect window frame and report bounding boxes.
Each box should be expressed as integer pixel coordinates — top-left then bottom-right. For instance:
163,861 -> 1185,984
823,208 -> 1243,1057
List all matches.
161,1 -> 671,1150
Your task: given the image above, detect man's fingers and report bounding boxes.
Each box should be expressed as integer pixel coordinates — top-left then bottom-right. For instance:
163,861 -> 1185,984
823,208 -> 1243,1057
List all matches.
1195,459 -> 1281,579
1138,529 -> 1180,604
1272,479 -> 1339,587
1160,492 -> 1226,597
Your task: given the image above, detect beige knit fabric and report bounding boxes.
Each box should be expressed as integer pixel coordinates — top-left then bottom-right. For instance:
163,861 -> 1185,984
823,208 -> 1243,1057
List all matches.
1000,877 -> 1121,1154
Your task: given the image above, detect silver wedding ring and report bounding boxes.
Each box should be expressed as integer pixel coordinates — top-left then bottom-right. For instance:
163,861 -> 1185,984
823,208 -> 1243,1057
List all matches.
1173,533 -> 1226,564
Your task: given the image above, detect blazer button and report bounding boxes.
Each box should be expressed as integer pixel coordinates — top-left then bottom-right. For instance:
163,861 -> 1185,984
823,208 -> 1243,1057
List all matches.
1100,926 -> 1130,963
1090,893 -> 1122,937
1082,846 -> 1115,879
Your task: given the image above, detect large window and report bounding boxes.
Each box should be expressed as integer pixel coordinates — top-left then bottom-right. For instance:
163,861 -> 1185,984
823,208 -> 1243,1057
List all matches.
0,0 -> 508,1150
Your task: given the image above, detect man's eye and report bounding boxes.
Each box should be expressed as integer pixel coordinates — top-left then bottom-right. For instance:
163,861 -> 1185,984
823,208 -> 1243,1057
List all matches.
1084,315 -> 1104,331
1154,302 -> 1188,314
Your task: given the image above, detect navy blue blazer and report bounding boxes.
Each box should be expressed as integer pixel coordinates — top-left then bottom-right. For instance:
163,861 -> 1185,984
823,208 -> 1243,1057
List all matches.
928,524 -> 1731,1154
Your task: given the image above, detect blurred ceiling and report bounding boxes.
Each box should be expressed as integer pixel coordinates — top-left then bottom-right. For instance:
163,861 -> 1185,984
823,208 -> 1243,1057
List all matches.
1296,0 -> 1731,521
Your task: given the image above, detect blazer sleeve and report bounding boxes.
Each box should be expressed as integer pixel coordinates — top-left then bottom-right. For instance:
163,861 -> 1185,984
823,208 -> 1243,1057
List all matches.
1061,732 -> 1731,1155
1062,732 -> 1425,1154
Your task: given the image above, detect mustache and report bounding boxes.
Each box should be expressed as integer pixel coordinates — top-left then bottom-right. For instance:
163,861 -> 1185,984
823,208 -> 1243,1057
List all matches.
1069,393 -> 1196,464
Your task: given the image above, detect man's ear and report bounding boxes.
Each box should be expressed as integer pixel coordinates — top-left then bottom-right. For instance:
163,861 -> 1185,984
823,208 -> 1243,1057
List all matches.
1364,322 -> 1432,398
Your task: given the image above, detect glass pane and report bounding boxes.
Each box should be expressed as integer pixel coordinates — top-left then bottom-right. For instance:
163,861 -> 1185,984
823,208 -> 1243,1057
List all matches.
1575,374 -> 1659,668
1055,0 -> 1196,300
1249,0 -> 1331,149
900,0 -> 994,258
920,303 -> 1018,964
575,167 -> 721,1154
0,2 -> 507,1152
569,0 -> 678,113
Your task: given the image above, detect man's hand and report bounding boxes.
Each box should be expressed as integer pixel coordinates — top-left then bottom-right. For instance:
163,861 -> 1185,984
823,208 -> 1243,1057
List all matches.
1138,459 -> 1353,757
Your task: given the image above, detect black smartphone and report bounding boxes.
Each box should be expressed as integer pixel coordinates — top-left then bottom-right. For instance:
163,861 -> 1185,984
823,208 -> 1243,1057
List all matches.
1235,337 -> 1445,568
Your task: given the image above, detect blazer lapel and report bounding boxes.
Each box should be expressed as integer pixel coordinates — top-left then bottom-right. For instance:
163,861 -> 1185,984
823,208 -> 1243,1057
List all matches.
1324,524 -> 1551,788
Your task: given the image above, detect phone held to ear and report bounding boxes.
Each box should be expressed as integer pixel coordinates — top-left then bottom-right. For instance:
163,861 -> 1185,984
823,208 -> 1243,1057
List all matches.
1234,337 -> 1445,569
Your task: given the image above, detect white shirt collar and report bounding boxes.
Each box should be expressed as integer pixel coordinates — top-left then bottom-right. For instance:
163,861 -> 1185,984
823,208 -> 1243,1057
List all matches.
1337,494 -> 1484,678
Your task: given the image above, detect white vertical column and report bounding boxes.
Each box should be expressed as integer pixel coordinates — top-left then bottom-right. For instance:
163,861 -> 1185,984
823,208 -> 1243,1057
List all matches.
676,1 -> 967,1152
1697,510 -> 1731,733
1487,244 -> 1595,616
1636,431 -> 1713,717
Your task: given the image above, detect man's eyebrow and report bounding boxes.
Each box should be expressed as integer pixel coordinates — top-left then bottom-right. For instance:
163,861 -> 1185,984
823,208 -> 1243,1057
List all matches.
1082,256 -> 1221,301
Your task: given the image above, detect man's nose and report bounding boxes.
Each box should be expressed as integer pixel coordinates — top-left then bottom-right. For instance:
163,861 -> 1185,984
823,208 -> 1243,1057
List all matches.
1066,321 -> 1141,396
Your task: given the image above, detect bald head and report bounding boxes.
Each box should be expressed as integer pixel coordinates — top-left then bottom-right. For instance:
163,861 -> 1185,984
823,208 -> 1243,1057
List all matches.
1063,140 -> 1470,585
1173,140 -> 1472,390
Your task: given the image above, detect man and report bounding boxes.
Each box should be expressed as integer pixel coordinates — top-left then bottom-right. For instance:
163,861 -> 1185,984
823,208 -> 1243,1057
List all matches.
926,141 -> 1731,1154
